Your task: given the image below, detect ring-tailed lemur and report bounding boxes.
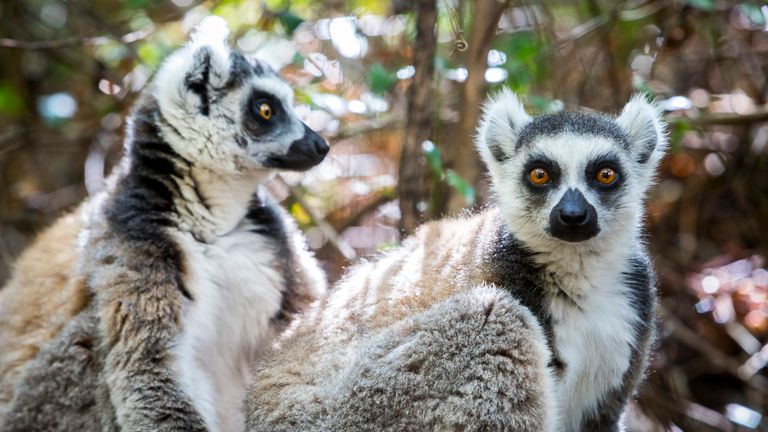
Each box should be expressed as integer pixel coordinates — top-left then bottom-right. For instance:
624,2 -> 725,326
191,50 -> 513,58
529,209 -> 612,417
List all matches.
0,17 -> 327,432
245,90 -> 666,432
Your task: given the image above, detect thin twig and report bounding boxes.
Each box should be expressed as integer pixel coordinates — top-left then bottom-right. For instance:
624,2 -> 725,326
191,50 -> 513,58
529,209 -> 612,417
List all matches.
669,110 -> 768,126
275,175 -> 357,261
0,231 -> 16,268
327,189 -> 395,232
333,113 -> 405,141
662,308 -> 768,393
0,26 -> 154,50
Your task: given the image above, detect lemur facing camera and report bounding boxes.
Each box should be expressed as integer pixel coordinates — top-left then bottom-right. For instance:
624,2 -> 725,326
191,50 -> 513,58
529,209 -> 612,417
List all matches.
246,90 -> 666,432
0,17 -> 326,432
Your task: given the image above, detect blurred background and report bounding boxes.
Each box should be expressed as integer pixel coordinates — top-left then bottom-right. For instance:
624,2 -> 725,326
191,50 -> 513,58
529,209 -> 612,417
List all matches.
0,0 -> 766,430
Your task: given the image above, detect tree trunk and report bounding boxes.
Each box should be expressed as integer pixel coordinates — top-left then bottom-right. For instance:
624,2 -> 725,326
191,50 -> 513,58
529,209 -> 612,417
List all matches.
397,0 -> 437,236
442,0 -> 510,214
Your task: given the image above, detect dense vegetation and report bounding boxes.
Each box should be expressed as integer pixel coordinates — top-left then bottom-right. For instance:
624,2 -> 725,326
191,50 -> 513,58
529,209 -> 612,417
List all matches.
1,0 -> 767,430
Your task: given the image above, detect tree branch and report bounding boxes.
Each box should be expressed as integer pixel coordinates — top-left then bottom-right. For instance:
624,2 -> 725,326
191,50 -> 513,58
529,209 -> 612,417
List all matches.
670,110 -> 768,126
398,0 -> 438,235
0,27 -> 154,50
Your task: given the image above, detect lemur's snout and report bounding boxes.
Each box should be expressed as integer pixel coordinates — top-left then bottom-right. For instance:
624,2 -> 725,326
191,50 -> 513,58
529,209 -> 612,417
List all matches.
549,189 -> 599,242
307,128 -> 330,158
265,124 -> 328,171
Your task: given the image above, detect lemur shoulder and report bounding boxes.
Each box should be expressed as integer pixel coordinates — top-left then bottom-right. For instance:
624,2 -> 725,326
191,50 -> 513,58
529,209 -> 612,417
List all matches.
246,90 -> 667,432
0,17 -> 327,432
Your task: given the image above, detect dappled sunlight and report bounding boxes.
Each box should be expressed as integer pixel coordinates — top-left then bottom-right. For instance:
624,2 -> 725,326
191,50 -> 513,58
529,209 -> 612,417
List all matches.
0,0 -> 767,430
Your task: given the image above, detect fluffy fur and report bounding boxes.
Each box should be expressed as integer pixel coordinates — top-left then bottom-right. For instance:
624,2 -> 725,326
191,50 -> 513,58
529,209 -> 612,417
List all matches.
246,211 -> 557,432
478,90 -> 666,431
245,90 -> 666,431
0,212 -> 87,422
0,17 -> 326,432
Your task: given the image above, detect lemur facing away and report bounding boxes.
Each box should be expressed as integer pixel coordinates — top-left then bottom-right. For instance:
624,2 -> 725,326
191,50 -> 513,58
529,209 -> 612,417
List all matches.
0,17 -> 327,432
245,90 -> 667,432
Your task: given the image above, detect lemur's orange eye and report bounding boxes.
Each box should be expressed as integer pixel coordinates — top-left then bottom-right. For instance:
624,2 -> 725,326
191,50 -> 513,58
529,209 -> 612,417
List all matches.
528,168 -> 550,186
596,167 -> 617,185
258,103 -> 272,120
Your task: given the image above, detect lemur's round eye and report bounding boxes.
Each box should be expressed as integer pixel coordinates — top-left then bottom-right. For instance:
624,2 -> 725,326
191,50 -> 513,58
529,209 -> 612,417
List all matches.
528,168 -> 550,186
596,167 -> 618,185
258,103 -> 272,120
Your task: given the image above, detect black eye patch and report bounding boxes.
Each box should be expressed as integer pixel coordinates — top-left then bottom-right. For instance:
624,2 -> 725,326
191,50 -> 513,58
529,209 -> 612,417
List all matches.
522,155 -> 561,192
243,90 -> 286,139
585,155 -> 625,208
584,155 -> 624,190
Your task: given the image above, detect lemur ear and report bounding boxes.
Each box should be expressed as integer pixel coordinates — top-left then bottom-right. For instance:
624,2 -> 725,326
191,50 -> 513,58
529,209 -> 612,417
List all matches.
185,16 -> 232,89
476,89 -> 532,177
154,16 -> 232,116
616,94 -> 668,168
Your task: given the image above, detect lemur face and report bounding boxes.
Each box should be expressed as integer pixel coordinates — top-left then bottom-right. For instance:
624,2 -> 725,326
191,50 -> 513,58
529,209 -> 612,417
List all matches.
477,90 -> 667,250
152,17 -> 328,174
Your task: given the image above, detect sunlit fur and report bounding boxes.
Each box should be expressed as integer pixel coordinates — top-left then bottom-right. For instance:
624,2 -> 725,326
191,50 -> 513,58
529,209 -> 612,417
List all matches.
153,17 -> 305,177
241,91 -> 665,432
477,89 -> 667,431
245,212 -> 558,432
0,17 -> 326,432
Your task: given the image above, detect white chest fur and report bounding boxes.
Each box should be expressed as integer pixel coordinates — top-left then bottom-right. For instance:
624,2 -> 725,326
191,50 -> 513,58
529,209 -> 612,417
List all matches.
545,259 -> 638,431
171,226 -> 285,432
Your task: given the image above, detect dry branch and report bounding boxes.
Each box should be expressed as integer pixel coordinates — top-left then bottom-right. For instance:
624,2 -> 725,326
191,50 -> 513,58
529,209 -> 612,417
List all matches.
398,0 -> 438,235
0,27 -> 153,50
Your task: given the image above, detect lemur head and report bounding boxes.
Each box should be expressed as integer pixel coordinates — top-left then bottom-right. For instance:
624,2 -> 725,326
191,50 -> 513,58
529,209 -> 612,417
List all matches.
477,89 -> 667,252
151,17 -> 328,175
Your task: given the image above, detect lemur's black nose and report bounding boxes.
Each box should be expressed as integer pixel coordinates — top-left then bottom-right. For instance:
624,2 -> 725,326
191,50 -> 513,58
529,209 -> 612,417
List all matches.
549,189 -> 599,242
558,194 -> 589,226
309,131 -> 329,158
263,124 -> 329,171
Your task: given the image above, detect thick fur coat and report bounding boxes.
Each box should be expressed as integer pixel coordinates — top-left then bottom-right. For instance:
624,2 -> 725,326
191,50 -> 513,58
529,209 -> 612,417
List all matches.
246,210 -> 558,432
246,91 -> 666,431
0,18 -> 326,432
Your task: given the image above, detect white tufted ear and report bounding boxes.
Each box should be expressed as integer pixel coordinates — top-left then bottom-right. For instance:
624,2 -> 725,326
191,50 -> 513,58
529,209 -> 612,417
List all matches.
616,94 -> 668,168
185,16 -> 231,88
476,89 -> 532,180
616,94 -> 668,192
153,16 -> 233,115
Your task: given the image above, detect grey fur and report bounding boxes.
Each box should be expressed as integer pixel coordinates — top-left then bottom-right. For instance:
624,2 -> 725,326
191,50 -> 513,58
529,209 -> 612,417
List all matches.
243,209 -> 558,431
0,310 -> 113,432
247,285 -> 554,432
0,18 -> 326,431
245,91 -> 665,432
515,111 -> 631,152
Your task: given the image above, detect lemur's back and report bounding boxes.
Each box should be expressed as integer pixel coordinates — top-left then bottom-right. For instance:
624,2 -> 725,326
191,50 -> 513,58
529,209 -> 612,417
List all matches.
246,208 -> 557,432
247,90 -> 665,431
0,211 -> 86,418
0,18 -> 329,432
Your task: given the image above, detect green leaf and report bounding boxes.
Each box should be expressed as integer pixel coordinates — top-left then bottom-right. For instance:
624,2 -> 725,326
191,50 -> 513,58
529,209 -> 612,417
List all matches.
0,84 -> 24,116
422,144 -> 475,206
687,0 -> 715,11
739,3 -> 766,27
294,88 -> 316,107
125,0 -> 151,9
433,55 -> 449,72
367,63 -> 398,95
632,75 -> 655,99
493,32 -> 549,94
423,142 -> 444,175
526,95 -> 564,113
668,119 -> 691,153
445,169 -> 475,206
376,241 -> 399,252
95,43 -> 129,67
137,42 -> 169,69
277,9 -> 304,35
290,202 -> 311,226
